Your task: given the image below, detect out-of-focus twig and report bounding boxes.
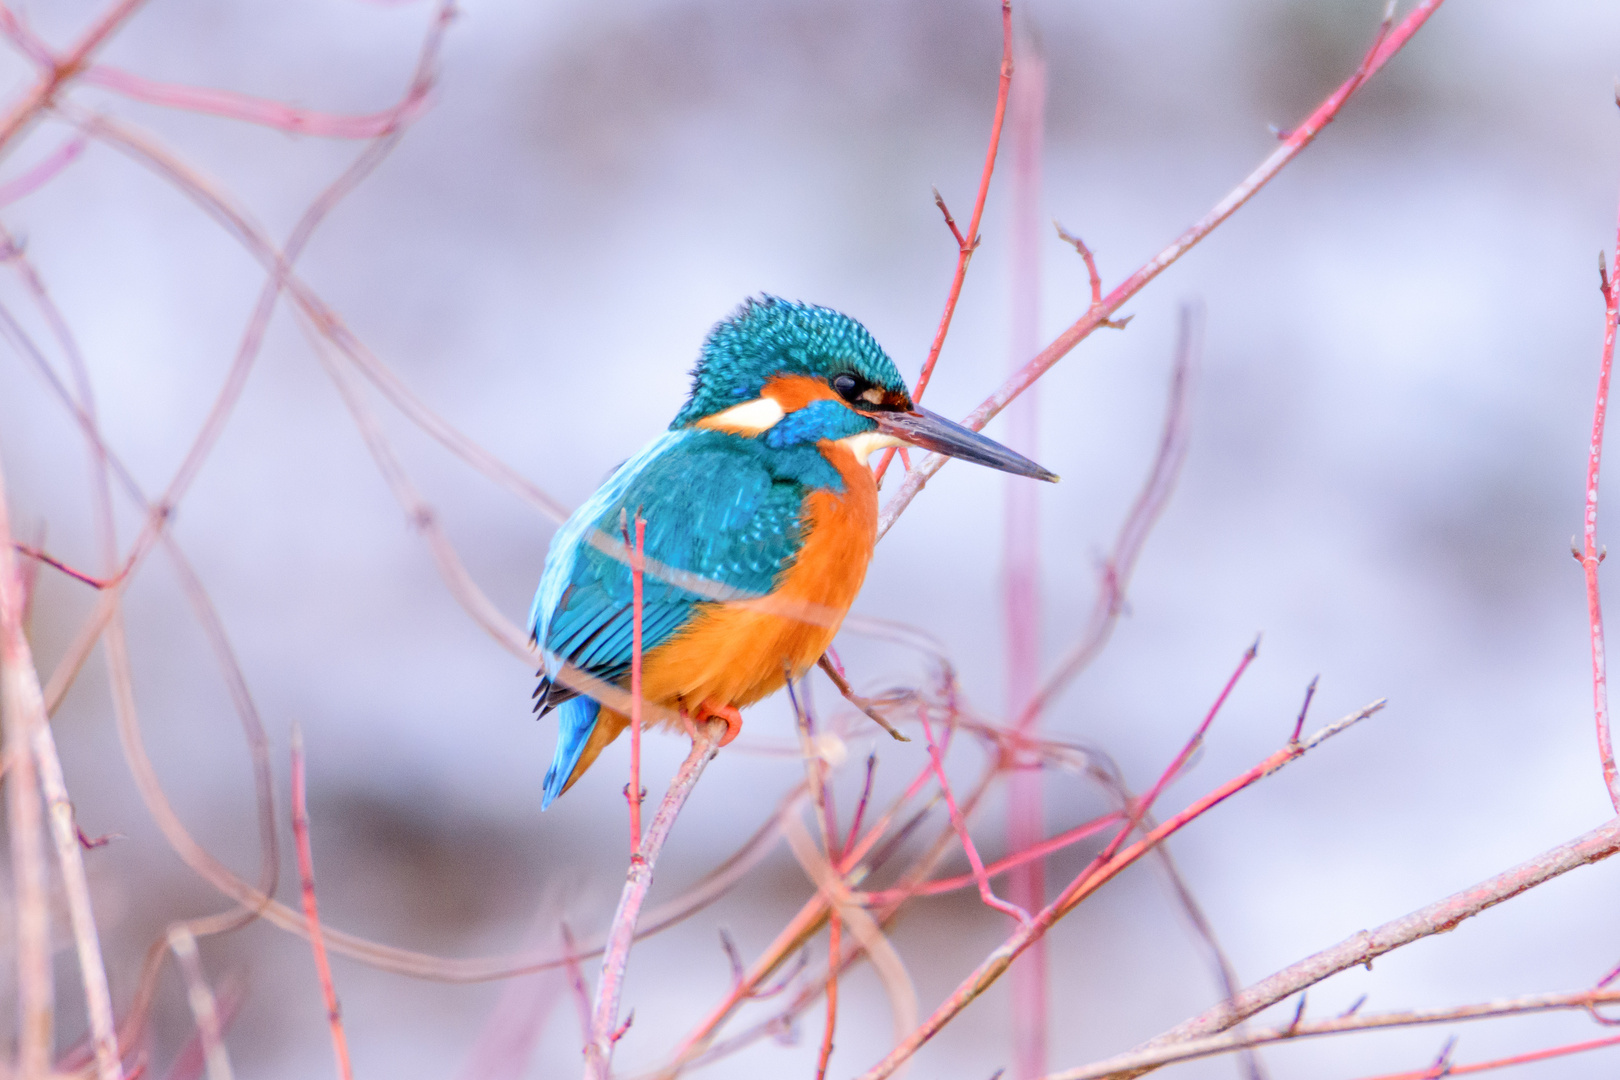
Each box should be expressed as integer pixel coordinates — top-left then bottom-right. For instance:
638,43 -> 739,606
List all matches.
0,133 -> 86,206
782,815 -> 919,1079
1003,31 -> 1049,1076
0,452 -> 56,1077
167,925 -> 233,1080
11,539 -> 123,589
34,719 -> 123,1080
1581,166 -> 1620,812
292,727 -> 354,1080
0,0 -> 149,156
1018,304 -> 1198,726
80,62 -> 434,138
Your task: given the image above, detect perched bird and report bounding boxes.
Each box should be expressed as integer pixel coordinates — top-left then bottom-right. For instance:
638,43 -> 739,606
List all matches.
529,296 -> 1056,807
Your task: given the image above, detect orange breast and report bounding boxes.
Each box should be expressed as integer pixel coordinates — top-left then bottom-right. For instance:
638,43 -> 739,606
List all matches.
635,439 -> 878,720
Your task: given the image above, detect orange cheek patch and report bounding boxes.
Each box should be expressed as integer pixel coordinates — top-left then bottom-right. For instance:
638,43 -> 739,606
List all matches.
762,374 -> 840,412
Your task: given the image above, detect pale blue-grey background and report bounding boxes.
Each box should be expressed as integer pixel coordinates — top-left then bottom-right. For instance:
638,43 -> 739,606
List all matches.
3,0 -> 1619,1076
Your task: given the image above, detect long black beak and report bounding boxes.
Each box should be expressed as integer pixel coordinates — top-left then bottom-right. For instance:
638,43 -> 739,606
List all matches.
873,406 -> 1058,482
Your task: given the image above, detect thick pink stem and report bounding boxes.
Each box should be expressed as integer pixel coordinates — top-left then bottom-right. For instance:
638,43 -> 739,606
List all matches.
1004,33 -> 1048,1080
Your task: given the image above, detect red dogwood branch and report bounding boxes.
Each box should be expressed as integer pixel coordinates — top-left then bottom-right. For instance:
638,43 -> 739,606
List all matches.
1582,160 -> 1620,813
877,0 -> 1445,538
1352,1031 -> 1620,1080
852,700 -> 1382,1080
1114,815 -> 1620,1076
873,0 -> 1013,484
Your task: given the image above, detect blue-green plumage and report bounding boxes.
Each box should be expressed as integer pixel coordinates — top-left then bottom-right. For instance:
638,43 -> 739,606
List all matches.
671,296 -> 902,428
530,295 -> 1056,808
533,428 -> 850,806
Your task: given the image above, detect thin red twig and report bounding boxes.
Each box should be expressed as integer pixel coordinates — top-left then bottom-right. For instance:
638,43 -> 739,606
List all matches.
291,727 -> 354,1080
841,753 -> 877,858
1123,816 -> 1620,1065
1044,982 -> 1620,1080
877,0 -> 1445,536
815,917 -> 841,1080
628,513 -> 646,855
874,0 -> 1014,484
1061,638 -> 1257,903
1054,224 -> 1130,330
12,540 -> 123,589
858,809 -> 1123,906
1017,304 -> 1197,727
918,710 -> 1028,922
852,701 -> 1382,1080
667,755 -> 949,1065
1350,1032 -> 1620,1080
1583,176 -> 1620,813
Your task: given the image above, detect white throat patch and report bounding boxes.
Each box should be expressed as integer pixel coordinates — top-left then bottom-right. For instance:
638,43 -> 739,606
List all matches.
696,396 -> 786,434
839,430 -> 905,465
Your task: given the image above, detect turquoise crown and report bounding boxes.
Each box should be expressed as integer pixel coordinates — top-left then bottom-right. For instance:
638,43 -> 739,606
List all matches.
671,296 -> 909,428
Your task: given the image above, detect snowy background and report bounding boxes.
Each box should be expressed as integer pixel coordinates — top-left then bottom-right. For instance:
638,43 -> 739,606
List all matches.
4,0 -> 1620,1076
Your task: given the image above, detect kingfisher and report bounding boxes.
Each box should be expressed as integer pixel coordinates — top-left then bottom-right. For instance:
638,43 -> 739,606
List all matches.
529,296 -> 1056,807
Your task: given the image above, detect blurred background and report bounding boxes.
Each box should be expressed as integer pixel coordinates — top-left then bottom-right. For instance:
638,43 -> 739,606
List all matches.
4,0 -> 1620,1076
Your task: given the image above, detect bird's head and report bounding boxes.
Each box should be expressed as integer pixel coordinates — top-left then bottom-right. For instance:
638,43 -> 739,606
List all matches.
671,296 -> 1057,482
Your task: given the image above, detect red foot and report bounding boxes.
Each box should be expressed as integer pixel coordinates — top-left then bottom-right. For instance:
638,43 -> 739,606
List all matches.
689,700 -> 744,746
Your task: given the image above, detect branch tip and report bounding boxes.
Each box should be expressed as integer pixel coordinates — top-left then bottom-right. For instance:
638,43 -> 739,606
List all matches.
1430,1034 -> 1459,1073
1285,992 -> 1307,1035
1291,676 -> 1320,743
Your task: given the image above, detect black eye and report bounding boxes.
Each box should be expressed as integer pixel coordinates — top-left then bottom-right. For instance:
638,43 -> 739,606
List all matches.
832,373 -> 863,401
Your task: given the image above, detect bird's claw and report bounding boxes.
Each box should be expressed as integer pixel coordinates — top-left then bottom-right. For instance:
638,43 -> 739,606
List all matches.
688,701 -> 744,747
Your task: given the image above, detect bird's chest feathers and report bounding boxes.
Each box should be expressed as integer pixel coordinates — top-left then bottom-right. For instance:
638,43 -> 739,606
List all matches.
640,440 -> 877,710
777,440 -> 879,611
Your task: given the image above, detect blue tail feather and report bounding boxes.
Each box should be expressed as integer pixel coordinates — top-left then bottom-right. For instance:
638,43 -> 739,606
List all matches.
541,696 -> 601,810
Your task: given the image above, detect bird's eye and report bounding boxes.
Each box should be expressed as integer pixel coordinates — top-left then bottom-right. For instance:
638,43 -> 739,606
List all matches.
832,373 -> 864,402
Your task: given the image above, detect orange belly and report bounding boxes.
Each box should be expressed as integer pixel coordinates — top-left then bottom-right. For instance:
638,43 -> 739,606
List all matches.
562,441 -> 878,789
641,437 -> 878,715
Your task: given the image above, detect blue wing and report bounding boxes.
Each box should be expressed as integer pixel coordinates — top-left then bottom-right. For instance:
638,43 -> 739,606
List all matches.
530,429 -> 843,804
